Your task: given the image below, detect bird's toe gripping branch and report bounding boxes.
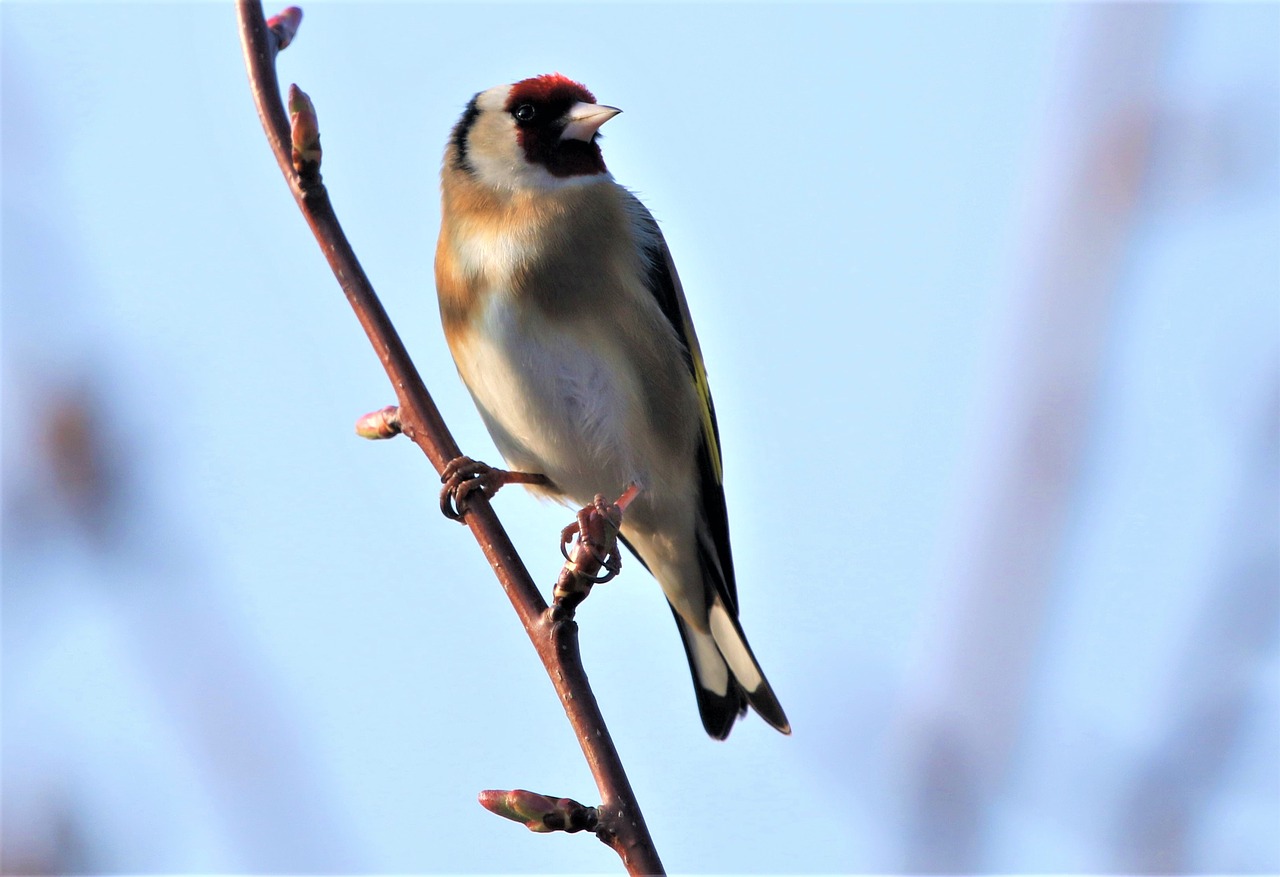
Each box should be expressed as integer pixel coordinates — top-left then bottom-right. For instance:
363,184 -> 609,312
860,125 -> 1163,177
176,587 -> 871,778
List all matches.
356,416 -> 550,519
438,456 -> 551,521
558,498 -> 624,584
553,484 -> 640,613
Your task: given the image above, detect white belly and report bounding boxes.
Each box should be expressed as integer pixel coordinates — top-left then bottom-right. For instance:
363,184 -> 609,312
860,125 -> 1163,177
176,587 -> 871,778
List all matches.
452,293 -> 647,504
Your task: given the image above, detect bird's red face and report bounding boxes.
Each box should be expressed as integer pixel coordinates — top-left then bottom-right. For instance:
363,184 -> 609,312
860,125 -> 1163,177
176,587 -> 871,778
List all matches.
447,74 -> 621,192
505,74 -> 617,178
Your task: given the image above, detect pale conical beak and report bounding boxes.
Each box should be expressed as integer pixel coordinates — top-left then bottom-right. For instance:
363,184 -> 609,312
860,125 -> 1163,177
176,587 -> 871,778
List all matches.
560,102 -> 622,142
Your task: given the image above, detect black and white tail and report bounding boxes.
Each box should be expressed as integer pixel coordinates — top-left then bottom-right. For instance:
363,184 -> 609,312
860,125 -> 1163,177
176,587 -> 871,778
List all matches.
672,594 -> 790,740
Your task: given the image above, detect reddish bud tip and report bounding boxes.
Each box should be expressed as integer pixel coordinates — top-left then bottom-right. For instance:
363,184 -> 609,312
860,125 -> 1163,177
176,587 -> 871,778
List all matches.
355,406 -> 402,440
288,84 -> 322,173
478,789 -> 558,832
266,6 -> 303,50
478,789 -> 598,834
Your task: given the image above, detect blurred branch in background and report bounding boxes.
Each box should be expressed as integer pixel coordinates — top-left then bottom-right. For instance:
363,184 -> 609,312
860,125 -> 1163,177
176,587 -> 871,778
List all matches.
3,370 -> 359,872
894,5 -> 1168,870
4,3 -> 1275,871
895,3 -> 1279,870
1,55 -> 357,872
1114,379 -> 1279,872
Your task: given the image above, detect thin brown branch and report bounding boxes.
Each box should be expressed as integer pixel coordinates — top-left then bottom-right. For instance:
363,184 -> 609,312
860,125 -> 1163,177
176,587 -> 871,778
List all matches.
235,3 -> 664,873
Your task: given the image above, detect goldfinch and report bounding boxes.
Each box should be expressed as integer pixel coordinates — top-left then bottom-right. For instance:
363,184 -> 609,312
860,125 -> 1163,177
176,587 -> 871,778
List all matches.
435,73 -> 789,740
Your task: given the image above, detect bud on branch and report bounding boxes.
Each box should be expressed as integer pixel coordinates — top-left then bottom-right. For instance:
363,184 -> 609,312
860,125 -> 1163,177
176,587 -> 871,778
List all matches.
266,6 -> 302,50
355,405 -> 402,440
288,84 -> 322,177
478,789 -> 599,835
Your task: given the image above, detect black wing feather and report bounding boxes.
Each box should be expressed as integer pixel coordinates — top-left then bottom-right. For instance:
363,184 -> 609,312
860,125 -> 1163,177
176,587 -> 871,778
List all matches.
633,207 -> 739,613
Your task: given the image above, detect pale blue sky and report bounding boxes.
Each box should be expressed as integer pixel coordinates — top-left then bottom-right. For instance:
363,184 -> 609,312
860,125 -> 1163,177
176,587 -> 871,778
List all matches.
3,3 -> 1277,873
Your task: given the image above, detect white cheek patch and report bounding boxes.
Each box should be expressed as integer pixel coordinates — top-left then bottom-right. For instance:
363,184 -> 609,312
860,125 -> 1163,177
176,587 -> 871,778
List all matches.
709,601 -> 764,693
466,86 -> 614,192
521,166 -> 614,192
472,148 -> 613,192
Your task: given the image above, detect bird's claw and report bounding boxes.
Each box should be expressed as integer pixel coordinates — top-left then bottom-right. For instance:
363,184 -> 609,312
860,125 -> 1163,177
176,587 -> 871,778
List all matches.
560,495 -> 623,584
440,456 -> 495,520
439,456 -> 551,521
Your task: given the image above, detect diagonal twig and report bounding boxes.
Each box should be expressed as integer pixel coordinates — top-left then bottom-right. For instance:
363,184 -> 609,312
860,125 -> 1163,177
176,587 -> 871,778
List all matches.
235,3 -> 664,872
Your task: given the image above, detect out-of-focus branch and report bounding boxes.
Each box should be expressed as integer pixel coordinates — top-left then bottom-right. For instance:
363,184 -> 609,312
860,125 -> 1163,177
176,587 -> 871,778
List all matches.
235,4 -> 664,873
894,5 -> 1170,869
1113,378 -> 1280,871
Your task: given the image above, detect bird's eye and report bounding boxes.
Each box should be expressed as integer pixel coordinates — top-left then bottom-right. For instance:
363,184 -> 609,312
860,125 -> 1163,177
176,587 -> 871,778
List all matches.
513,104 -> 536,123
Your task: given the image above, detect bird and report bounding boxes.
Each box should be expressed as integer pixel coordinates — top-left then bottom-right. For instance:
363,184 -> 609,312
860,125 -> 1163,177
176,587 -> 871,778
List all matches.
434,73 -> 789,740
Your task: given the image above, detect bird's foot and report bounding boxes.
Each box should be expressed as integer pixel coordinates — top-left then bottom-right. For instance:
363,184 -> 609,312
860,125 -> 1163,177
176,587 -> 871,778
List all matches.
552,486 -> 640,615
439,456 -> 550,521
558,495 -> 625,585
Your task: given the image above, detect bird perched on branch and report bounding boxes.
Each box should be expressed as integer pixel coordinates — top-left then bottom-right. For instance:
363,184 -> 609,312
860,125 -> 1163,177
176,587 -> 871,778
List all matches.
435,73 -> 789,740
